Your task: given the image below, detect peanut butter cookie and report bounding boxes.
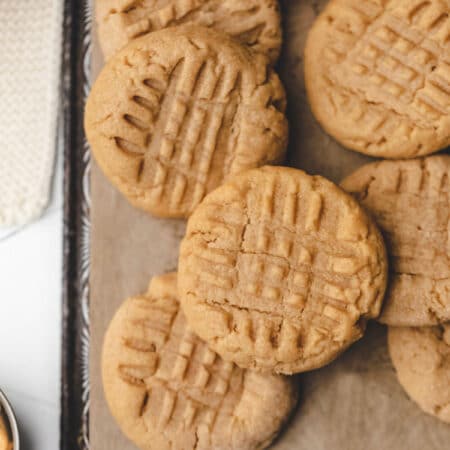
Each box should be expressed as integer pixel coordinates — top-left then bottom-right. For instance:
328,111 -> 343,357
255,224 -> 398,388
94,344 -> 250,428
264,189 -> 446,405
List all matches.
178,166 -> 387,374
342,156 -> 450,326
85,25 -> 288,218
305,0 -> 450,158
96,0 -> 282,64
102,272 -> 298,450
389,325 -> 450,424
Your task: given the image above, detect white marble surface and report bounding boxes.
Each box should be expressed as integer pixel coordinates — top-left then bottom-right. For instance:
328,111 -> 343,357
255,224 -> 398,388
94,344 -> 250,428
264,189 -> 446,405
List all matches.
0,146 -> 62,450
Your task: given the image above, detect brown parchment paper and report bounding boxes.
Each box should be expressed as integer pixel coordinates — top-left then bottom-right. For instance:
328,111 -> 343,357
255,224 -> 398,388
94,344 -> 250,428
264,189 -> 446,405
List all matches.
89,1 -> 450,449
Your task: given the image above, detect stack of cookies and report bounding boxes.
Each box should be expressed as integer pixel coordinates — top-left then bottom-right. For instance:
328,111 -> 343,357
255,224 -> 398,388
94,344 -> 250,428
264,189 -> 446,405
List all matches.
85,0 -> 450,448
305,0 -> 450,425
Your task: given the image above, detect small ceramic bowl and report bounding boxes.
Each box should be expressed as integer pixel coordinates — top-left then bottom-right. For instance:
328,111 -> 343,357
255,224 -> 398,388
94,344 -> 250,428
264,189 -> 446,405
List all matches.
0,390 -> 19,450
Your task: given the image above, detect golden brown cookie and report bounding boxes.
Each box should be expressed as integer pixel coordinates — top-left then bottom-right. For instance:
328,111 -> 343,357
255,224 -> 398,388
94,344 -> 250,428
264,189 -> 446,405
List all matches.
305,0 -> 450,159
96,0 -> 282,65
342,156 -> 450,326
388,325 -> 450,424
85,25 -> 288,218
102,272 -> 298,450
178,166 -> 387,374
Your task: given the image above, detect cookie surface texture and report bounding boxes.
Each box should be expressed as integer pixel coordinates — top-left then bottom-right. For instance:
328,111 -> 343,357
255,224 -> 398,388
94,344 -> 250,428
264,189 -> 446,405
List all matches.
305,0 -> 450,158
85,25 -> 288,218
342,155 -> 450,326
388,325 -> 450,424
96,0 -> 282,64
102,272 -> 298,450
178,166 -> 387,374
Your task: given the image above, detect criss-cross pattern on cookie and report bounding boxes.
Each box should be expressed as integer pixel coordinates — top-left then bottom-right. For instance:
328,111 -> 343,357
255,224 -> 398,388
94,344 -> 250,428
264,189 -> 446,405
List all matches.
343,156 -> 450,325
326,0 -> 450,137
113,53 -> 242,212
181,168 -> 386,371
118,293 -> 247,435
98,0 -> 281,62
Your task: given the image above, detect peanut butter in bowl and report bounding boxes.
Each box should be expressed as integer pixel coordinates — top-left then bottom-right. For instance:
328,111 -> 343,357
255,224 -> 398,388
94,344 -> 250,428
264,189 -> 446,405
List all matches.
0,409 -> 12,450
0,391 -> 18,450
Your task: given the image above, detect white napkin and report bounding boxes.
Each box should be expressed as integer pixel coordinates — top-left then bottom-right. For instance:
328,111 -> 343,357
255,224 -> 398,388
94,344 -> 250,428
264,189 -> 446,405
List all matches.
0,1 -> 63,226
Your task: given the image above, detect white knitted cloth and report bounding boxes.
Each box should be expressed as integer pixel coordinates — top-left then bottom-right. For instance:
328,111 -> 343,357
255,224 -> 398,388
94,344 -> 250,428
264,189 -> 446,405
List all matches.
0,1 -> 62,226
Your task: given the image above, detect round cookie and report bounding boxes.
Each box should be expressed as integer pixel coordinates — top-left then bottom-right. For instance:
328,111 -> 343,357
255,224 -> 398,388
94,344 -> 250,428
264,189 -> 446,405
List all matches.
178,166 -> 387,374
304,0 -> 450,158
96,0 -> 282,65
102,272 -> 298,450
85,25 -> 288,218
342,156 -> 450,326
388,325 -> 450,424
